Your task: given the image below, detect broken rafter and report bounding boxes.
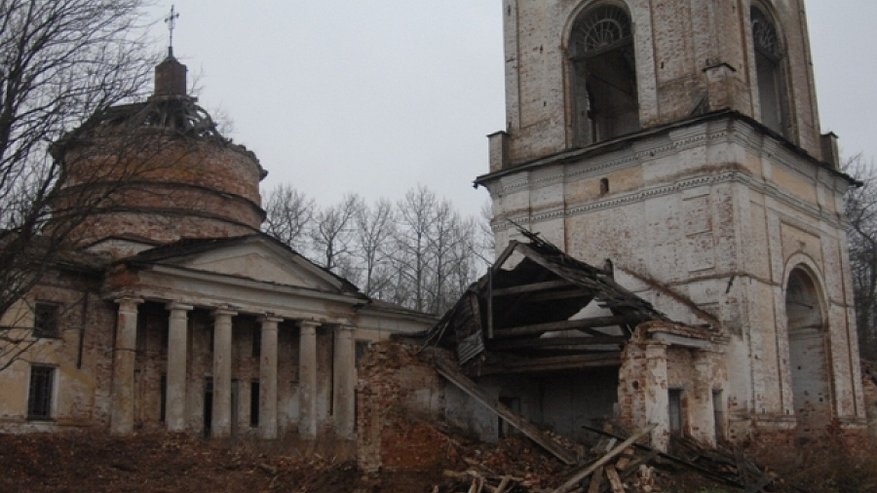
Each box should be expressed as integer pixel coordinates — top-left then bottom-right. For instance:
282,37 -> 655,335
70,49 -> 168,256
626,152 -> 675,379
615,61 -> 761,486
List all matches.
478,352 -> 622,375
429,351 -> 578,465
488,336 -> 626,350
493,315 -> 639,339
490,279 -> 575,296
552,425 -> 655,493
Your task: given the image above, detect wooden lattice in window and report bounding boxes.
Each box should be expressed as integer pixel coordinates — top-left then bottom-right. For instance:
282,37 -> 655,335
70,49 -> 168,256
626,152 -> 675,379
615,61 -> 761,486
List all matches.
751,8 -> 781,60
575,5 -> 632,55
27,365 -> 54,420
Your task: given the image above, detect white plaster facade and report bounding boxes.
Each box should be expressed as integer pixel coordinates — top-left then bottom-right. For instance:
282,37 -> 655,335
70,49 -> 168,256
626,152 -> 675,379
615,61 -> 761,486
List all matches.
480,0 -> 866,441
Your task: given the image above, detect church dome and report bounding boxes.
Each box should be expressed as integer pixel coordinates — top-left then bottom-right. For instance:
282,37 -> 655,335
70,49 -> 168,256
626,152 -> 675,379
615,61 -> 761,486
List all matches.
51,51 -> 267,251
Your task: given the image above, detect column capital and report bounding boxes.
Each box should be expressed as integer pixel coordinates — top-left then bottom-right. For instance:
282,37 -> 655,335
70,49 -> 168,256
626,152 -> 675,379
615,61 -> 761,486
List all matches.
298,319 -> 321,330
259,315 -> 284,324
336,325 -> 356,337
166,302 -> 193,312
114,296 -> 144,307
212,307 -> 238,318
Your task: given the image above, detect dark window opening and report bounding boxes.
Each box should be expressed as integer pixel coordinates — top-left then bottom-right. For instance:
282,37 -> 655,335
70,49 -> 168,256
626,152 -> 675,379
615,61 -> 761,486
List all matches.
669,389 -> 684,435
355,341 -> 370,369
160,374 -> 167,422
498,396 -> 521,438
751,6 -> 787,136
712,389 -> 724,442
28,365 -> 54,420
252,326 -> 261,358
250,381 -> 260,427
33,302 -> 60,338
599,178 -> 609,195
569,5 -> 639,146
203,377 -> 213,438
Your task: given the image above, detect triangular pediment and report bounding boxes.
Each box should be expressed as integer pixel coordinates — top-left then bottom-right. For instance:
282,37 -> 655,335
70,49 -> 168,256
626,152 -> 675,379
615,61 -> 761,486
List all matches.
129,235 -> 352,294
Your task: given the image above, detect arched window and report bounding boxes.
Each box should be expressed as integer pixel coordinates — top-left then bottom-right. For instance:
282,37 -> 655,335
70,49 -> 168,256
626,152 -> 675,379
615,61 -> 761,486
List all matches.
785,267 -> 832,431
750,6 -> 787,136
569,5 -> 639,146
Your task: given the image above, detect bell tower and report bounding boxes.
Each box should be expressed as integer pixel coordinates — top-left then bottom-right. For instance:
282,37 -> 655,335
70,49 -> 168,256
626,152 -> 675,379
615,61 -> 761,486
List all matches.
479,0 -> 866,439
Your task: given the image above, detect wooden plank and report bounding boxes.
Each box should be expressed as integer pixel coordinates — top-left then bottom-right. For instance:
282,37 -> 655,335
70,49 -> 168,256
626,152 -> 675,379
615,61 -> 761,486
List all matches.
525,288 -> 591,303
479,352 -> 621,375
488,336 -> 627,351
494,316 -> 639,339
581,424 -> 745,489
587,467 -> 604,493
431,355 -> 578,465
605,465 -> 624,493
491,279 -> 574,296
551,425 -> 655,493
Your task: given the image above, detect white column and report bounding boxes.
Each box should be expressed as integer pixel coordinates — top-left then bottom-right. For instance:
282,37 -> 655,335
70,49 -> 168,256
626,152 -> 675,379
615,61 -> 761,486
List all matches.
644,343 -> 670,451
259,315 -> 282,439
298,320 -> 319,439
165,302 -> 192,432
111,297 -> 143,435
332,326 -> 356,440
211,308 -> 236,438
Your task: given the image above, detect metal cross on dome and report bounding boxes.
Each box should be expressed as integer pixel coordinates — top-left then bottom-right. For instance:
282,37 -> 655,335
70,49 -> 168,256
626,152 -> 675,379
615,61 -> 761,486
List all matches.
164,5 -> 180,55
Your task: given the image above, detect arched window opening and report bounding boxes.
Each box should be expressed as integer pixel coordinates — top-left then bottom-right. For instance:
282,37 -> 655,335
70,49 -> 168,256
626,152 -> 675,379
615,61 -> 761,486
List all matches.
751,7 -> 787,136
785,267 -> 832,431
569,5 -> 639,146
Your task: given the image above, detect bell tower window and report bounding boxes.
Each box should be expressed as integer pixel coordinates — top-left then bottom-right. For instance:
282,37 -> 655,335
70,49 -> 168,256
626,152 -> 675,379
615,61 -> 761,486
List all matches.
569,5 -> 639,146
751,6 -> 787,136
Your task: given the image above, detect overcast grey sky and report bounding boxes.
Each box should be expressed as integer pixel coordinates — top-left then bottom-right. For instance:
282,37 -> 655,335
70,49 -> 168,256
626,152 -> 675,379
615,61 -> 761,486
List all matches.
148,2 -> 876,214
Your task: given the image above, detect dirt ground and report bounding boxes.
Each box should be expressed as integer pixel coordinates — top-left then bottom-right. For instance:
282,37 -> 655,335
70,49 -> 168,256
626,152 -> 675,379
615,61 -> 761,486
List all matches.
0,429 -> 709,493
2,429 -> 874,493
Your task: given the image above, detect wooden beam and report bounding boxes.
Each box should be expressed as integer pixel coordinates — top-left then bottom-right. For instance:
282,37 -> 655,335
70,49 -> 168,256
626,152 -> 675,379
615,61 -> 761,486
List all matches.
488,336 -> 626,351
552,425 -> 655,493
525,288 -> 591,303
491,279 -> 574,296
479,352 -> 621,375
430,353 -> 578,465
493,315 -> 639,339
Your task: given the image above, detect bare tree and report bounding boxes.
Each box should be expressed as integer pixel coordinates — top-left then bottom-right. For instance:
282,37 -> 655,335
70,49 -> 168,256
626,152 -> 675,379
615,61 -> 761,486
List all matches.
844,155 -> 877,360
352,198 -> 395,298
390,185 -> 436,312
311,193 -> 361,275
263,184 -> 315,252
0,0 -> 154,370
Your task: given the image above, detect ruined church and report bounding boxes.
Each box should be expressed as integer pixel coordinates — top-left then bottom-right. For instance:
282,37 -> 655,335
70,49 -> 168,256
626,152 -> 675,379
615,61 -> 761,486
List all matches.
0,0 -> 871,458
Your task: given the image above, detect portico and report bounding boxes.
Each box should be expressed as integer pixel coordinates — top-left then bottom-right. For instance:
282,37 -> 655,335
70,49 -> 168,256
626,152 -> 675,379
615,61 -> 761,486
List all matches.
103,235 -> 434,440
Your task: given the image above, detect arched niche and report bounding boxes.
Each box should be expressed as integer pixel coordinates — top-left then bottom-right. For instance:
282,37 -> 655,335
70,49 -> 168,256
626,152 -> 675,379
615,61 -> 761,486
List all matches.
567,3 -> 640,147
784,266 -> 832,431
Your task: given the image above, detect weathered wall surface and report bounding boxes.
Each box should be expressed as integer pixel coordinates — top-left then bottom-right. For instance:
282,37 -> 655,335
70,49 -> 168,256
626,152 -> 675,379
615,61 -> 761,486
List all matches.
0,268 -> 115,431
488,115 -> 864,437
498,0 -> 822,166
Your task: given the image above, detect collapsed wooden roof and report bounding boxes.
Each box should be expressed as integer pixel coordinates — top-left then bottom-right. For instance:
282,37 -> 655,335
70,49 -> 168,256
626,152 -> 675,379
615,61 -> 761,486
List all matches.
426,232 -> 669,375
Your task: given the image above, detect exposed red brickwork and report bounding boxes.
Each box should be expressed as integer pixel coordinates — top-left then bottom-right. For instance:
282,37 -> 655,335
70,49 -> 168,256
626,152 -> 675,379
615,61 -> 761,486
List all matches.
56,132 -> 264,249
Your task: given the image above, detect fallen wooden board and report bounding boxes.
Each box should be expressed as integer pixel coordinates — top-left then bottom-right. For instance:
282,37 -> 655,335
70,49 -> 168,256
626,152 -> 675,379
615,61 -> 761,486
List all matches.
552,425 -> 655,493
431,352 -> 578,465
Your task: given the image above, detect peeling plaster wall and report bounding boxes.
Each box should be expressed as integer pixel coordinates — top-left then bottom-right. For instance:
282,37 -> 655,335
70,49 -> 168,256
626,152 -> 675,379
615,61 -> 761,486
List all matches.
619,337 -> 727,450
0,269 -> 115,432
489,116 -> 864,438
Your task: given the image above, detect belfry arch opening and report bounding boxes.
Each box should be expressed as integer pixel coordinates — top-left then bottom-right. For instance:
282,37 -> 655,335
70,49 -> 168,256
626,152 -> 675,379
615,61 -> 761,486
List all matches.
751,6 -> 788,137
785,267 -> 832,431
568,4 -> 639,146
